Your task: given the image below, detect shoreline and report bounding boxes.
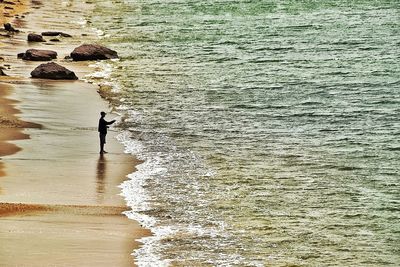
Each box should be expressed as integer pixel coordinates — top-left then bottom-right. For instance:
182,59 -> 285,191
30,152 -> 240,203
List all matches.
0,83 -> 41,159
0,0 -> 150,266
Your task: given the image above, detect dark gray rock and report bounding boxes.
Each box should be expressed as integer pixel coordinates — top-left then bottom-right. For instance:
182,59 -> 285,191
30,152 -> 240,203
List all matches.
41,31 -> 72,37
3,23 -> 19,32
19,49 -> 57,61
31,62 -> 78,80
70,44 -> 118,61
28,33 -> 45,42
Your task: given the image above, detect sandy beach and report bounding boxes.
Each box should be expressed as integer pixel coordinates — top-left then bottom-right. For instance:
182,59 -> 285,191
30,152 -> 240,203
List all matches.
0,1 -> 150,266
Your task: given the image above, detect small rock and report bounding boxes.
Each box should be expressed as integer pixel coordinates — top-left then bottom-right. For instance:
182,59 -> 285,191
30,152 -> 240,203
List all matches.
49,38 -> 60,42
31,62 -> 78,80
3,23 -> 12,31
41,31 -> 72,37
28,33 -> 45,42
3,23 -> 19,32
70,44 -> 118,61
0,69 -> 7,76
31,0 -> 42,5
19,49 -> 57,61
60,32 -> 72,37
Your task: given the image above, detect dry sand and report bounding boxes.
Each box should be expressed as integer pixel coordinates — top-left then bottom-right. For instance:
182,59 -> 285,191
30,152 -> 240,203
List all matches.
0,1 -> 151,266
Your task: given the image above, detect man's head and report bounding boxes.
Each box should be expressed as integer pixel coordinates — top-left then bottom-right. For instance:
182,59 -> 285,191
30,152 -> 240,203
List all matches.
100,111 -> 106,117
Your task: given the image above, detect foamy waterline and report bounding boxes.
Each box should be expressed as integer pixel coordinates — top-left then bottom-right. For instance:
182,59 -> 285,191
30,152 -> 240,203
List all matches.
117,131 -> 171,266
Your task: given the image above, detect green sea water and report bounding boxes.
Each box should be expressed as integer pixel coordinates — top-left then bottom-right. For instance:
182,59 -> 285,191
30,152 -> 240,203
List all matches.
87,0 -> 400,266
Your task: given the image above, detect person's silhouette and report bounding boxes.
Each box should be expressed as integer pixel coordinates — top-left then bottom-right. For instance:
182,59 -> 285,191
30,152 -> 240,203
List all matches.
98,111 -> 116,154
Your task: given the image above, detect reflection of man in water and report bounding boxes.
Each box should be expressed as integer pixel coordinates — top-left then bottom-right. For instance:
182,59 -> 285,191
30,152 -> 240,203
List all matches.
98,111 -> 116,154
96,154 -> 106,203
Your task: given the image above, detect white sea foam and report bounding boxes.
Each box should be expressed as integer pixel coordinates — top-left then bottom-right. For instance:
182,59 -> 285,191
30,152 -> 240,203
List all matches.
117,131 -> 172,265
115,109 -> 144,125
133,227 -> 174,267
115,104 -> 131,111
85,62 -> 113,79
105,81 -> 122,92
93,28 -> 104,37
82,61 -> 122,94
115,128 -> 233,266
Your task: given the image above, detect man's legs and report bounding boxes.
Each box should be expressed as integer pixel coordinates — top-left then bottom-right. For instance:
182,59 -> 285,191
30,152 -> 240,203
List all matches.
99,133 -> 107,154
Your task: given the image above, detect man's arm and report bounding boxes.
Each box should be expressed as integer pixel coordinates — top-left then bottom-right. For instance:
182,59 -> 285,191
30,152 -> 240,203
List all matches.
106,120 -> 116,125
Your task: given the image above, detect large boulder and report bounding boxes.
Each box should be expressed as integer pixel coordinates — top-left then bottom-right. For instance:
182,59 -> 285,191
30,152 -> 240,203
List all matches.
41,31 -> 72,37
70,44 -> 118,61
18,49 -> 57,61
28,33 -> 45,42
31,62 -> 78,80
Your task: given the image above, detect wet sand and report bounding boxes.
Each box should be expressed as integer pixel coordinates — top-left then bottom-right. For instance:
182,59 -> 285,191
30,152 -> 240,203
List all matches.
0,0 -> 29,26
0,83 -> 25,159
0,1 -> 150,266
0,81 -> 151,267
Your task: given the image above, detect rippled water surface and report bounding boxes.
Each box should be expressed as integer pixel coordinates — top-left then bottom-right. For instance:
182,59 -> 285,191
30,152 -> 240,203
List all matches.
87,0 -> 400,266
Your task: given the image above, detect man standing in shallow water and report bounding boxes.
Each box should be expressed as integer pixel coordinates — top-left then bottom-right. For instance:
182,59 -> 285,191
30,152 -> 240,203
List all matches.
98,111 -> 116,154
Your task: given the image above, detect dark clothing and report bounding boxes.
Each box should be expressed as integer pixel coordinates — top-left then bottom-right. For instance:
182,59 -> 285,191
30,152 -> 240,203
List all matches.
98,115 -> 115,153
98,118 -> 115,134
99,133 -> 106,144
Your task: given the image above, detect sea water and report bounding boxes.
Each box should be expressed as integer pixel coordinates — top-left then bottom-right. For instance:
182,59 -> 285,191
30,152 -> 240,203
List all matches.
86,0 -> 400,266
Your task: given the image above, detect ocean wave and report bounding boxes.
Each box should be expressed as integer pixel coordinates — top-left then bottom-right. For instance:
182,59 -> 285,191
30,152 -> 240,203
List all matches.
117,131 -> 169,265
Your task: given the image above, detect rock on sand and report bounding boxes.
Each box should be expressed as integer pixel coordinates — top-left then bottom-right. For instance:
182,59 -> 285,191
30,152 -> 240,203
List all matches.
18,49 -> 57,61
31,62 -> 78,80
70,44 -> 118,61
3,23 -> 19,32
28,33 -> 45,42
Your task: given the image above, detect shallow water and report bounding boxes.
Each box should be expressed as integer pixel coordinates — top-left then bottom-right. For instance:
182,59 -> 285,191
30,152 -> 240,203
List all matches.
87,0 -> 400,266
